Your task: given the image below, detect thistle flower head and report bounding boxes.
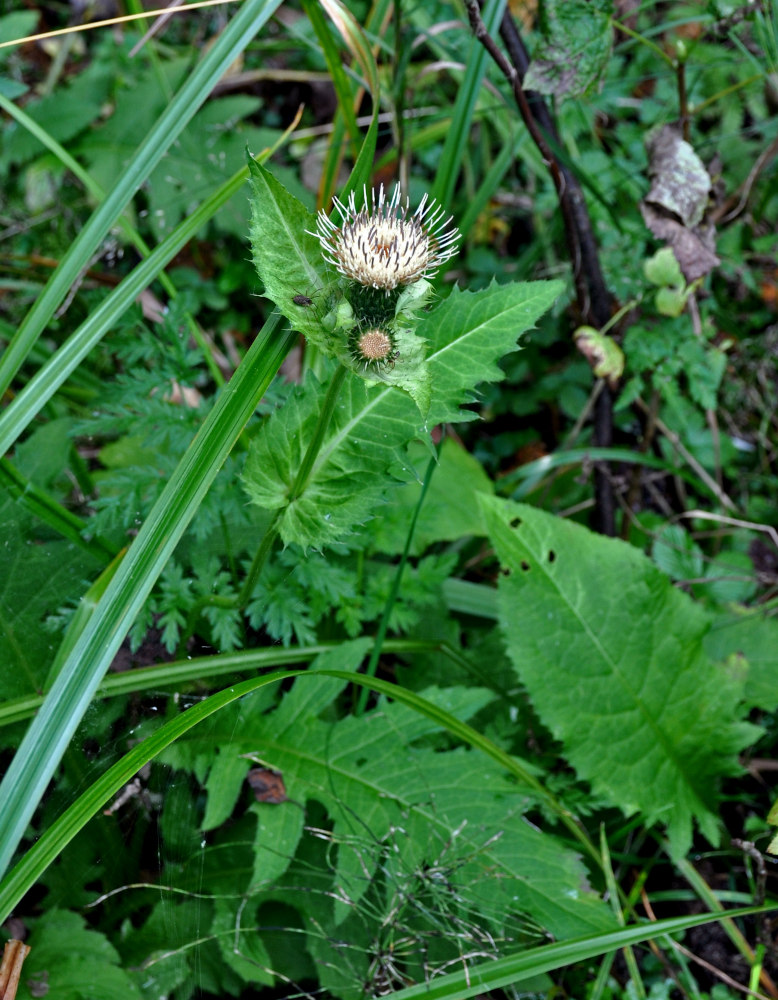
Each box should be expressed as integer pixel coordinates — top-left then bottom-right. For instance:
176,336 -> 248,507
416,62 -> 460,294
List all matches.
350,326 -> 399,373
315,184 -> 460,291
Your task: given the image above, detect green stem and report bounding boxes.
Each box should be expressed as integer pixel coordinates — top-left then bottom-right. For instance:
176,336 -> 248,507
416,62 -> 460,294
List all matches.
611,19 -> 674,66
238,364 -> 349,605
235,510 -> 283,610
290,363 -> 349,499
692,73 -> 763,115
179,365 -> 351,652
355,436 -> 441,716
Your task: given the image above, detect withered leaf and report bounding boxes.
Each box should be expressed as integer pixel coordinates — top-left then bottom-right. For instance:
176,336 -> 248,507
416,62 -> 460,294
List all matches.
641,124 -> 720,283
247,767 -> 288,804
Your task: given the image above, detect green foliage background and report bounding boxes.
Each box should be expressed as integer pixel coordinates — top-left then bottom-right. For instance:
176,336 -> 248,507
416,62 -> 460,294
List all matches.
1,2 -> 777,1000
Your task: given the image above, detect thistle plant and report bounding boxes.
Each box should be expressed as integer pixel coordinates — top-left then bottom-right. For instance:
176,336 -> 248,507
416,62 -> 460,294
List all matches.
243,158 -> 562,554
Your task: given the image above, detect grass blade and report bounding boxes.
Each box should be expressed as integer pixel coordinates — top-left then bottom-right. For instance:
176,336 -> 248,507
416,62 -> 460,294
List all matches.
0,315 -> 296,879
0,0 -> 282,399
430,0 -> 508,209
0,166 -> 247,456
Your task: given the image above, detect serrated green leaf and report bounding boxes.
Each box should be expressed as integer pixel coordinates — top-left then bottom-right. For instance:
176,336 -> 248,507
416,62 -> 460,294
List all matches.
479,495 -> 759,859
422,281 -> 564,425
247,158 -> 332,345
524,0 -> 613,98
15,909 -> 141,1000
250,799 -> 306,888
148,97 -> 279,240
651,524 -> 704,581
189,649 -> 615,942
75,57 -> 191,190
243,365 -> 421,547
243,281 -> 562,548
123,899 -> 207,996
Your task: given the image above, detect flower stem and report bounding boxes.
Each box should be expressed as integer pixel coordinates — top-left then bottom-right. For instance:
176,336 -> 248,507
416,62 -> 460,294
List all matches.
235,510 -> 282,610
176,364 -> 350,649
237,363 -> 349,608
290,362 -> 348,500
354,434 -> 441,716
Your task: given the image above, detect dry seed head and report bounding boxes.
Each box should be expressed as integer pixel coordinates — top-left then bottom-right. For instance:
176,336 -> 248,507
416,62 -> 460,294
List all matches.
314,184 -> 460,292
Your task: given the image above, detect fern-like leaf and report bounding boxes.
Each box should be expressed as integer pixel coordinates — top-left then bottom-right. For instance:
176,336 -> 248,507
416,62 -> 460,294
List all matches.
193,645 -> 616,944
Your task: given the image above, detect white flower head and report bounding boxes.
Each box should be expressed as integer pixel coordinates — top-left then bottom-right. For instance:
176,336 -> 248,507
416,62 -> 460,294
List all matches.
315,184 -> 460,292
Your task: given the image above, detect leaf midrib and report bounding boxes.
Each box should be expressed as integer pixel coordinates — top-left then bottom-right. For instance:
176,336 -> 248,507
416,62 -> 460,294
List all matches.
513,517 -> 709,814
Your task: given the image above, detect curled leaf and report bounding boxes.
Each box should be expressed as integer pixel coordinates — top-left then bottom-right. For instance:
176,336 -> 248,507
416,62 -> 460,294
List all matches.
640,125 -> 720,282
574,325 -> 624,388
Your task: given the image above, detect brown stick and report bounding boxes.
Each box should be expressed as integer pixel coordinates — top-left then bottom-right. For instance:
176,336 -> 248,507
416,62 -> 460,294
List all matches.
0,940 -> 31,1000
464,0 -> 616,534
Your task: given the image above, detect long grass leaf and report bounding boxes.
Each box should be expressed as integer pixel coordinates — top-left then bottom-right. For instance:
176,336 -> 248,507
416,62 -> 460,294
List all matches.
0,166 -> 247,456
0,0 -> 282,399
0,316 -> 296,879
0,639 -> 446,728
430,0 -> 507,209
0,457 -> 114,561
385,906 -> 776,1000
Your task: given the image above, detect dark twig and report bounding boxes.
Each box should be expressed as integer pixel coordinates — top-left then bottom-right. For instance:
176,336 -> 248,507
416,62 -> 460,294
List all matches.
465,0 -> 616,534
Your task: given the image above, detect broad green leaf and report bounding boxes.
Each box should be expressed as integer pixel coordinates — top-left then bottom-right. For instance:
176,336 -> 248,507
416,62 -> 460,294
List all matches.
199,642 -> 371,877
243,281 -> 562,548
247,158 -> 331,346
479,495 -> 759,859
123,899 -> 208,997
190,662 -> 615,944
524,0 -> 613,98
148,97 -> 279,240
697,550 -> 758,604
0,662 -> 591,930
14,909 -> 141,1000
0,12 -> 37,61
368,437 -> 493,555
422,281 -> 564,425
0,487 -> 102,698
651,523 -> 704,580
705,608 -> 778,711
0,59 -> 111,170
